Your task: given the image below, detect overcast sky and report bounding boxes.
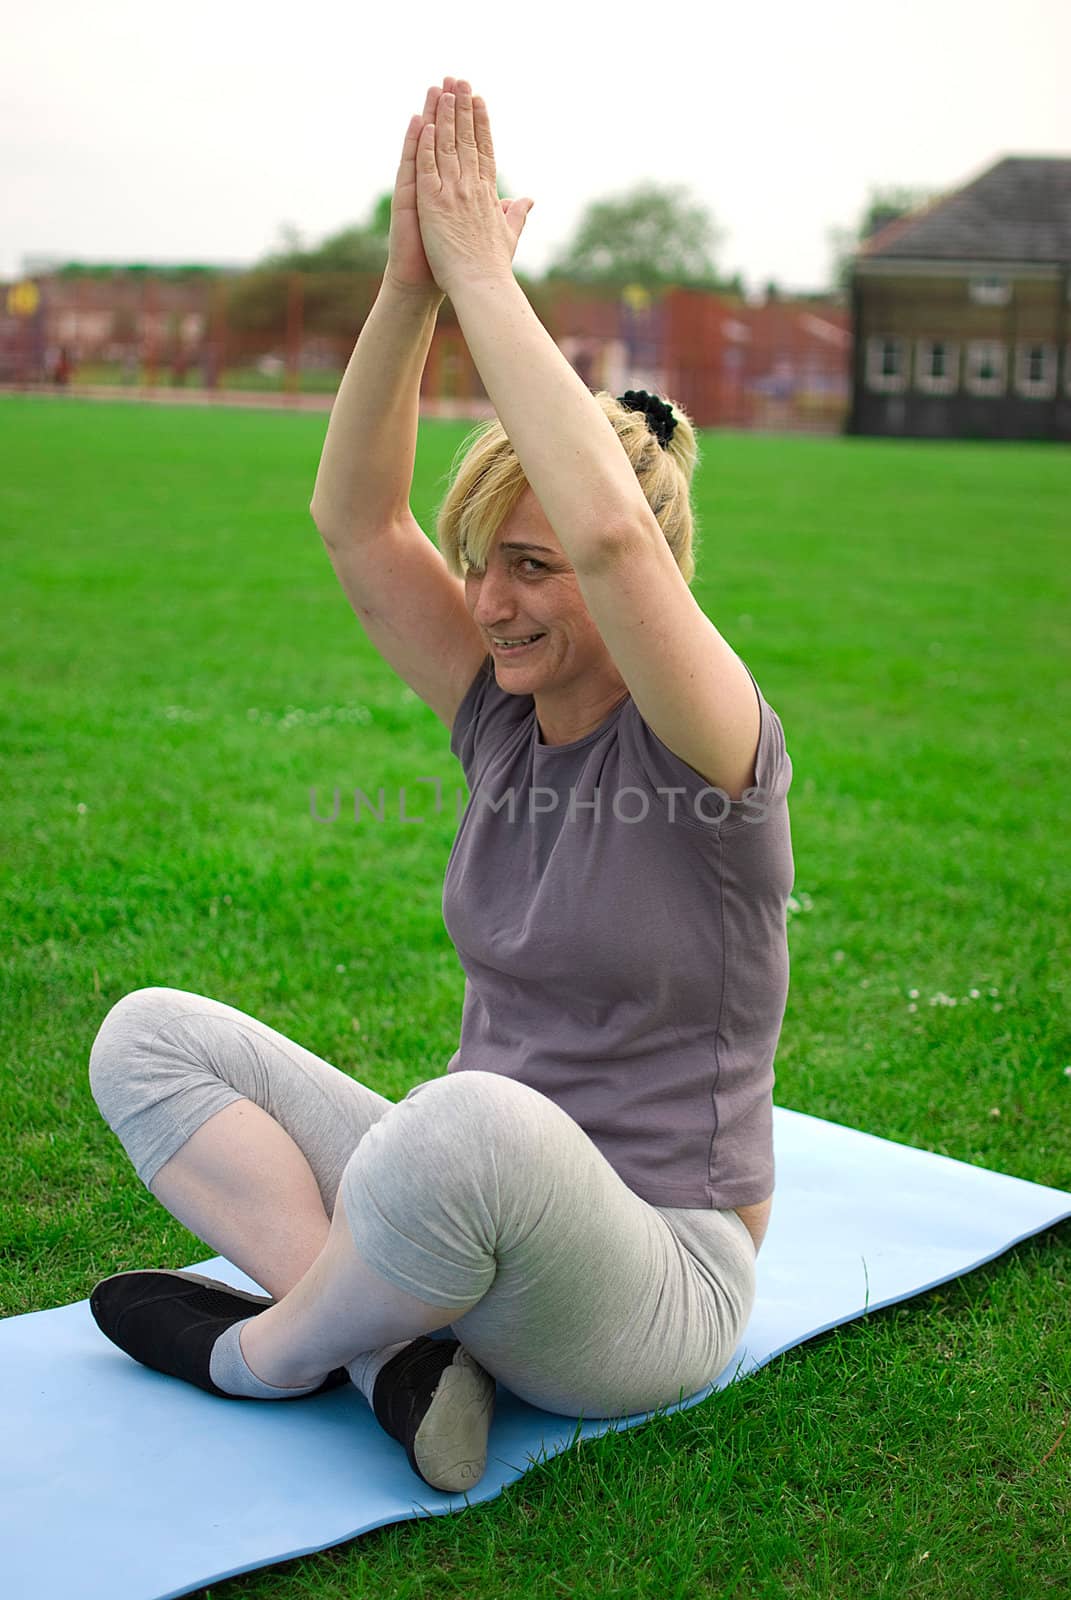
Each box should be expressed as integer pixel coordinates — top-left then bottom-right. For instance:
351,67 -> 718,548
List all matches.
4,0 -> 1067,296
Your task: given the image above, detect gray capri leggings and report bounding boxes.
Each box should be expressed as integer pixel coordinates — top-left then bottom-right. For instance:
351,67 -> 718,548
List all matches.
88,986 -> 757,1419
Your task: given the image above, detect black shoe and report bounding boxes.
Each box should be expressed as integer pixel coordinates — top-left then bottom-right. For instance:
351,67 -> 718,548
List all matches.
89,1269 -> 351,1398
372,1335 -> 497,1493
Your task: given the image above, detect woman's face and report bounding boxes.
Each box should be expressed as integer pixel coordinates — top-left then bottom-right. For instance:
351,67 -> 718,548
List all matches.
463,487 -> 620,701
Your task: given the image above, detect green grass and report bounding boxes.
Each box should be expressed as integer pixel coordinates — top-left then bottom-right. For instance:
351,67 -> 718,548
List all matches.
63,361 -> 348,394
1,394 -> 1069,1598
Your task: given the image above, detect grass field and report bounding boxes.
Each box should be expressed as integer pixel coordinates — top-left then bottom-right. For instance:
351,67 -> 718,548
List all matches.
1,393 -> 1069,1598
55,361 -> 349,394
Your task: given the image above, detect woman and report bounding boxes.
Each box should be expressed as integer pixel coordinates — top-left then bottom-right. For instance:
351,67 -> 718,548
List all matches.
87,78 -> 794,1495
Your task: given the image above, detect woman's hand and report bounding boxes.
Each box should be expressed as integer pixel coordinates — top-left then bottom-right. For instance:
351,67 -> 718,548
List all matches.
386,77 -> 533,298
414,78 -> 533,299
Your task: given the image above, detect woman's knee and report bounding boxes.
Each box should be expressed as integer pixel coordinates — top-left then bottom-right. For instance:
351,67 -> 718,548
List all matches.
409,1068 -> 560,1119
401,1070 -> 562,1165
337,1072 -> 547,1308
87,986 -> 194,1117
338,1070 -> 556,1224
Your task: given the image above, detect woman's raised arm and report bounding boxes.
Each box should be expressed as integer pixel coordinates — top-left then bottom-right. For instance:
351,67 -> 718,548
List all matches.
310,79 -> 531,543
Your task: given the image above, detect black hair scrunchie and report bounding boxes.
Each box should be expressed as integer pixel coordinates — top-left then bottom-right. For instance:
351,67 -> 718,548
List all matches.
617,389 -> 678,449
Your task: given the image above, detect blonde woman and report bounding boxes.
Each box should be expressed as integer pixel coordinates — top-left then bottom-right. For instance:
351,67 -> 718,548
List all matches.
87,78 -> 793,1494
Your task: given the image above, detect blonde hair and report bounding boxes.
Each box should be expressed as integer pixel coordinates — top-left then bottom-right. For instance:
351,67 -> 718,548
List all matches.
435,391 -> 701,586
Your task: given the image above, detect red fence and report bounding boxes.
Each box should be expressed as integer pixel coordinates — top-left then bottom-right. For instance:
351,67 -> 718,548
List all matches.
1,269 -> 851,432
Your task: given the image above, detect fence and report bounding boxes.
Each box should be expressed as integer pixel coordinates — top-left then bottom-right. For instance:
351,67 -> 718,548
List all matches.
1,267 -> 851,432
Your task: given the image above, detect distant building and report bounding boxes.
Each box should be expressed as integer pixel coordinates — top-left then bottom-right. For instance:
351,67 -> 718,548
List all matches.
847,156 -> 1071,442
2,261 -> 852,431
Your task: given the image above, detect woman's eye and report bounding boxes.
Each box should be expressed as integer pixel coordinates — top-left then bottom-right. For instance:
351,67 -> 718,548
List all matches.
520,559 -> 546,574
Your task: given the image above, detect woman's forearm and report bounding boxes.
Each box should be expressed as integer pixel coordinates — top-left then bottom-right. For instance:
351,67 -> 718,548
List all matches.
309,276 -> 444,542
445,272 -> 651,566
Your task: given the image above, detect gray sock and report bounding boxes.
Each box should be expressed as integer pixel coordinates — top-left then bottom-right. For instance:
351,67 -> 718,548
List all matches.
208,1317 -> 323,1399
346,1340 -> 412,1408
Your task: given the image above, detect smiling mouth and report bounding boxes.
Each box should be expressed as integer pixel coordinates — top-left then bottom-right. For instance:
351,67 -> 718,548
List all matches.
490,633 -> 546,654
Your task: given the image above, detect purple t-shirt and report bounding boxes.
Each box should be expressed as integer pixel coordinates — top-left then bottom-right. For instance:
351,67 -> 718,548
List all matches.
443,654 -> 794,1209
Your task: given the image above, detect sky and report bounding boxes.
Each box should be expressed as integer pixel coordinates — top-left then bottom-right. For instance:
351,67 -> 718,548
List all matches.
4,0 -> 1068,297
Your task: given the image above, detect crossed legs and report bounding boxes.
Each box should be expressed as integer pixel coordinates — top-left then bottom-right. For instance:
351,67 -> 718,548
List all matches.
145,1096 -> 479,1390
89,986 -> 758,1420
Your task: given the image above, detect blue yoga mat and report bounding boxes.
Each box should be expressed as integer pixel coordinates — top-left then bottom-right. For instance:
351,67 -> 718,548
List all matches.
3,1105 -> 1069,1600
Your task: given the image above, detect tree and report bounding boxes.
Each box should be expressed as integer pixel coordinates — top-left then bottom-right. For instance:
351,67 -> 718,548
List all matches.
261,168 -> 518,272
544,182 -> 736,293
259,215 -> 388,275
827,183 -> 941,297
225,212 -> 388,338
230,171 -> 523,333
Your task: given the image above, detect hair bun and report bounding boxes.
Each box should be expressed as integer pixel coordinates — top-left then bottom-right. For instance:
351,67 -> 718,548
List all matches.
618,389 -> 678,449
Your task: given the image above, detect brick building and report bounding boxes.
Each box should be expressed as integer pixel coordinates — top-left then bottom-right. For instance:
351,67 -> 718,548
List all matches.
2,263 -> 851,431
848,155 -> 1071,441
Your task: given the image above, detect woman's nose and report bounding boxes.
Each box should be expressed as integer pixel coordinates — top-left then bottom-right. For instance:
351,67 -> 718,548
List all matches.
471,570 -> 515,625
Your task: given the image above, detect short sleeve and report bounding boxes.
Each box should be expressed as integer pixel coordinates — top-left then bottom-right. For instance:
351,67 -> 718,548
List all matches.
450,653 -> 530,791
620,660 -> 792,839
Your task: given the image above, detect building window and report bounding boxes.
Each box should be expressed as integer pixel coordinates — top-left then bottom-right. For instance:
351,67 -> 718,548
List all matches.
866,335 -> 907,392
965,340 -> 1006,396
1014,342 -> 1056,399
968,275 -> 1012,307
916,339 -> 958,395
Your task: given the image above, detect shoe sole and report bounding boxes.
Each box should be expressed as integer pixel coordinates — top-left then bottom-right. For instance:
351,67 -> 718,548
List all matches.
412,1346 -> 497,1492
95,1269 -> 273,1310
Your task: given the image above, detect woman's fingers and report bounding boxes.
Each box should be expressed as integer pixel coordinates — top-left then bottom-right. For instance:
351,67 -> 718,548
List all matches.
416,116 -> 439,187
397,114 -> 421,184
453,80 -> 480,179
417,76 -> 494,194
435,87 -> 461,182
499,197 -> 534,259
472,95 -> 496,185
401,80 -> 441,179
400,82 -> 441,185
